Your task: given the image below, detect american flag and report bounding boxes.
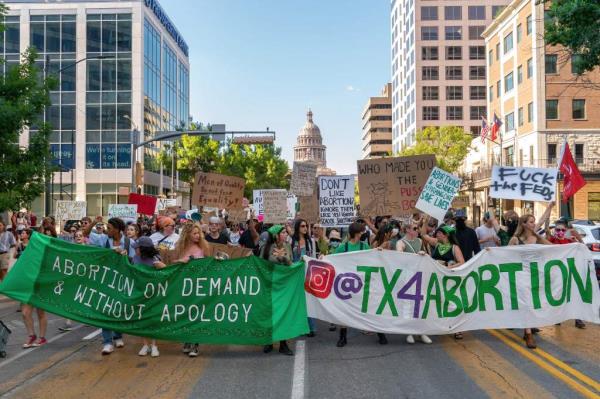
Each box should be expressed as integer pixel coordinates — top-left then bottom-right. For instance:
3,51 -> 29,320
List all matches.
481,117 -> 490,143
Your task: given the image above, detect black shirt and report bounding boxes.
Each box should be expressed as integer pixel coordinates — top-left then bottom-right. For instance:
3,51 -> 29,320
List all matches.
205,233 -> 230,245
238,229 -> 259,256
455,227 -> 481,261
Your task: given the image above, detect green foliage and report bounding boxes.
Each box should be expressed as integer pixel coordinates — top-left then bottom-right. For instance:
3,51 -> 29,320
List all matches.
544,0 -> 600,73
397,126 -> 473,173
0,33 -> 56,211
175,134 -> 221,184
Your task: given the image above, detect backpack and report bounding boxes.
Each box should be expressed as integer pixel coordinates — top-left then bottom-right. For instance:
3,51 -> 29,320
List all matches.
343,241 -> 364,253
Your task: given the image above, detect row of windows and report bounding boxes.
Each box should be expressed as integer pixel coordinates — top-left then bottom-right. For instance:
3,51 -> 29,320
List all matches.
546,99 -> 587,120
545,54 -> 585,75
421,5 -> 505,21
422,86 -> 486,101
422,26 -> 468,41
422,66 -> 485,80
490,60 -> 532,100
422,106 -> 486,121
422,46 -> 485,61
489,15 -> 532,65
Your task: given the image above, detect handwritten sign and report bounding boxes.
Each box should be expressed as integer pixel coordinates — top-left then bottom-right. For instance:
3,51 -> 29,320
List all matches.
156,198 -> 177,212
261,190 -> 289,224
191,172 -> 245,209
287,192 -> 298,220
108,204 -> 138,223
291,162 -> 318,196
490,166 -> 557,202
415,167 -> 461,222
318,175 -> 355,227
128,193 -> 158,216
55,201 -> 86,221
357,155 -> 436,216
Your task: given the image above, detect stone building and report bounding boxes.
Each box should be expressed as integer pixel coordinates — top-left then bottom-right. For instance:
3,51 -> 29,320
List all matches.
293,109 -> 335,175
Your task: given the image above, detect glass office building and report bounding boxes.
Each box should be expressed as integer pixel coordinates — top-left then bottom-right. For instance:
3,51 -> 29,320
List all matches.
5,0 -> 190,216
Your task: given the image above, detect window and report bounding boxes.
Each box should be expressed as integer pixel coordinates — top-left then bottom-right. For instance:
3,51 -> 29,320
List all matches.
571,54 -> 584,75
526,15 -> 532,35
470,86 -> 486,100
445,26 -> 462,40
422,46 -> 439,60
504,72 -> 514,92
446,106 -> 463,120
422,86 -> 439,100
588,193 -> 600,220
496,80 -> 501,97
422,66 -> 439,80
547,143 -> 557,163
445,6 -> 462,20
488,50 -> 493,66
517,65 -> 523,84
527,102 -> 533,122
518,107 -> 524,126
446,46 -> 462,60
468,6 -> 485,20
489,86 -> 493,101
421,6 -> 438,20
446,86 -> 463,100
545,54 -> 558,74
546,99 -> 558,119
575,143 -> 584,164
496,43 -> 500,60
421,26 -> 438,40
470,66 -> 485,80
469,26 -> 485,40
470,126 -> 482,136
423,106 -> 439,120
573,99 -> 586,119
517,24 -> 522,43
505,146 -> 514,166
506,112 -> 515,131
527,58 -> 533,78
469,46 -> 485,60
492,6 -> 506,19
503,32 -> 513,53
446,66 -> 462,80
470,106 -> 486,120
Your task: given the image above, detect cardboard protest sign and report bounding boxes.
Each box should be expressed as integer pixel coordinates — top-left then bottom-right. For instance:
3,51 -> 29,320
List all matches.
291,162 -> 318,196
156,198 -> 177,212
128,193 -> 158,216
108,204 -> 138,223
227,208 -> 251,224
253,189 -> 296,220
490,166 -> 557,202
318,175 -> 355,227
55,201 -> 86,221
357,155 -> 436,216
262,190 -> 289,224
208,243 -> 253,259
287,192 -> 298,220
415,167 -> 461,222
191,172 -> 245,209
297,191 -> 319,224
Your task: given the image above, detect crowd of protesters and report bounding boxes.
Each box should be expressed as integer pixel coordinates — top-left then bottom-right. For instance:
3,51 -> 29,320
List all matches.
0,199 -> 592,358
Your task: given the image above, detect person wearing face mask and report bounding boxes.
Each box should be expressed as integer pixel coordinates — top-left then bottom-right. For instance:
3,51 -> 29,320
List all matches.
454,210 -> 481,261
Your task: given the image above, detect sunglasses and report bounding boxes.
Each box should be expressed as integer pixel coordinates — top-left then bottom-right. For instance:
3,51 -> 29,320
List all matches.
300,224 -> 307,228
555,228 -> 566,232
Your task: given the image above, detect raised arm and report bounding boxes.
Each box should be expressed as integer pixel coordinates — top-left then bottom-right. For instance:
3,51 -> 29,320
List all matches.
420,216 -> 438,246
535,201 -> 555,231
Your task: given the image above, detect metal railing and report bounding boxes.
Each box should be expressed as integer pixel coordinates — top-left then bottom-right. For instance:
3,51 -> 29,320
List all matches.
466,158 -> 600,182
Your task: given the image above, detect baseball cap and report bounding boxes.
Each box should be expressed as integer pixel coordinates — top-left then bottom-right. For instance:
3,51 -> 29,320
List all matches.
454,209 -> 466,219
132,236 -> 154,249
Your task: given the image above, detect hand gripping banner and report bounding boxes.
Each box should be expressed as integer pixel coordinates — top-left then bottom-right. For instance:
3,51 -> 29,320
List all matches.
304,245 -> 600,334
0,233 -> 309,344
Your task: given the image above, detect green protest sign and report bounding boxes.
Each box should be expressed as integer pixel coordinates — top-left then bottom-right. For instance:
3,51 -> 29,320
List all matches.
0,233 -> 309,344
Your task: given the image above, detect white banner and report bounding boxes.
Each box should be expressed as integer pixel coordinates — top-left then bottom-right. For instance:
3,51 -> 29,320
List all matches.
318,175 -> 355,228
415,167 -> 461,222
490,166 -> 557,202
253,189 -> 296,221
304,244 -> 600,334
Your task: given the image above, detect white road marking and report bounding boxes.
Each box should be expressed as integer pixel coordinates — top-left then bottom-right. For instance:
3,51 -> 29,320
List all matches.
82,328 -> 102,341
0,324 -> 84,370
291,340 -> 306,399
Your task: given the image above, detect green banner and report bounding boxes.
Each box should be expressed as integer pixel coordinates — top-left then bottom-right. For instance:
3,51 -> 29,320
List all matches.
0,233 -> 309,344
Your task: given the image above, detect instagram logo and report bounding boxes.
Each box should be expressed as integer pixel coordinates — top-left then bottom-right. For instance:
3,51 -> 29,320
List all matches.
305,260 -> 336,299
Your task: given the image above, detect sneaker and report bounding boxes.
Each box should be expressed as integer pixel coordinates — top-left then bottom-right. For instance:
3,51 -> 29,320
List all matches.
150,345 -> 159,357
188,344 -> 199,357
58,324 -> 73,332
406,335 -> 415,344
420,335 -> 432,344
102,344 -> 114,355
23,335 -> 37,349
114,338 -> 124,348
138,345 -> 149,356
32,337 -> 47,347
182,343 -> 192,353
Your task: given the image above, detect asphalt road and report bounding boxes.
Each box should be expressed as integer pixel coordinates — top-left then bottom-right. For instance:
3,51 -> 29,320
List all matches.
1,295 -> 599,399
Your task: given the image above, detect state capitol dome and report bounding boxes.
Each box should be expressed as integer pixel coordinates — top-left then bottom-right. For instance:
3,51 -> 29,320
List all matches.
293,109 -> 335,175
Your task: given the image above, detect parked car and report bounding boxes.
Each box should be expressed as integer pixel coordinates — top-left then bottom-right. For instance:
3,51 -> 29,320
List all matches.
570,223 -> 600,281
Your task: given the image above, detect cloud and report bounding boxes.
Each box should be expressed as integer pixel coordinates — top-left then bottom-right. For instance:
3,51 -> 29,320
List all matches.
345,85 -> 360,92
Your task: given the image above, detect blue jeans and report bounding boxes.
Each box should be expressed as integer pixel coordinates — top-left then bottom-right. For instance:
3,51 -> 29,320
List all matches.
308,317 -> 316,332
102,329 -> 122,345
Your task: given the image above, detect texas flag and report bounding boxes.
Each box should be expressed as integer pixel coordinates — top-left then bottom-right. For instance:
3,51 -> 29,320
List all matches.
490,113 -> 502,141
558,142 -> 586,202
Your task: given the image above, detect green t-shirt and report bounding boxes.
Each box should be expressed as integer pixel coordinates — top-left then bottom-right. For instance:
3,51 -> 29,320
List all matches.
498,229 -> 511,247
335,240 -> 371,254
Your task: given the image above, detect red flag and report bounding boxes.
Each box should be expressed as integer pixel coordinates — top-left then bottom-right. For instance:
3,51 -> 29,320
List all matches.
558,142 -> 586,202
490,113 -> 502,141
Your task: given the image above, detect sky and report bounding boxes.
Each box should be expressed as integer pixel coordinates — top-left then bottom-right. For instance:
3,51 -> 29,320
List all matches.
164,0 -> 391,175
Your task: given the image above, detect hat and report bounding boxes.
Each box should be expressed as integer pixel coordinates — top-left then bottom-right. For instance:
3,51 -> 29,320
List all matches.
132,236 -> 154,249
454,209 -> 466,219
436,224 -> 456,235
444,210 -> 455,221
329,230 -> 341,240
268,225 -> 285,237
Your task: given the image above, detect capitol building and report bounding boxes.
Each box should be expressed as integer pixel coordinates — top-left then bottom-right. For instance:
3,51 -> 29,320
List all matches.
293,109 -> 336,176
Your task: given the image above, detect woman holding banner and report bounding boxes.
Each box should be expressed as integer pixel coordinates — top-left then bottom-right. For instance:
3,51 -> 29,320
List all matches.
261,225 -> 294,355
291,219 -> 317,337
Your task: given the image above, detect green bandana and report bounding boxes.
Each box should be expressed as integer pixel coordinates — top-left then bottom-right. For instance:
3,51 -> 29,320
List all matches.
436,242 -> 452,255
268,225 -> 284,237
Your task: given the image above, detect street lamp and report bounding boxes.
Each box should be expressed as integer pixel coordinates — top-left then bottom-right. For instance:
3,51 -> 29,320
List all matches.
44,54 -> 116,216
123,115 -> 139,195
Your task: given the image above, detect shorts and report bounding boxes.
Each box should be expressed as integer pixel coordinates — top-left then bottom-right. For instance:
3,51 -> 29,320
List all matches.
0,252 -> 10,270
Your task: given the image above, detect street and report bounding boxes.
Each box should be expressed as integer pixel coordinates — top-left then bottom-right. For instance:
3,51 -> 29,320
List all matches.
1,295 -> 599,399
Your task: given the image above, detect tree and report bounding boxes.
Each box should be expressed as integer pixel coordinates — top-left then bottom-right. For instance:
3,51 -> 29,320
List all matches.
174,134 -> 221,185
544,0 -> 600,73
0,5 -> 56,211
397,126 -> 473,173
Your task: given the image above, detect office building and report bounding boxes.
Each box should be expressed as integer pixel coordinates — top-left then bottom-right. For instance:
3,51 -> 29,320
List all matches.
361,83 -> 392,159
